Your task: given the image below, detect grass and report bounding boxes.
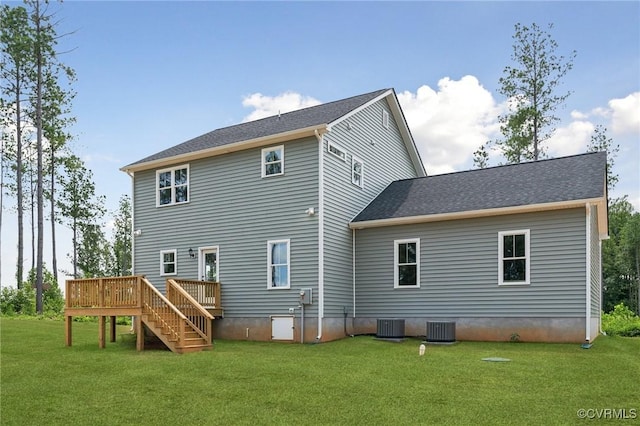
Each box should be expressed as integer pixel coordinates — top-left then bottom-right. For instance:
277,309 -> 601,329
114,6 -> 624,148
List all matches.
1,317 -> 639,425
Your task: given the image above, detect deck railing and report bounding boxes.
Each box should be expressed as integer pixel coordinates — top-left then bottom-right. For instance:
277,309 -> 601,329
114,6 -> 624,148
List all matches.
172,279 -> 221,309
66,275 -> 140,309
166,279 -> 214,345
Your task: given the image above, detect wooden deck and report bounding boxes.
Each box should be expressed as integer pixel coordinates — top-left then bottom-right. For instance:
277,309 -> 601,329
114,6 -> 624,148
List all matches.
64,276 -> 222,354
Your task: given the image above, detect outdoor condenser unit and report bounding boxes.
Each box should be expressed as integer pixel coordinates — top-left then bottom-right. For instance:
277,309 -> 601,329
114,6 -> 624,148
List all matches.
376,318 -> 405,338
426,321 -> 456,343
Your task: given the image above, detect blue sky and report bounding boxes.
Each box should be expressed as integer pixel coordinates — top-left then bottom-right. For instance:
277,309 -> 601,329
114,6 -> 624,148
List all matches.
2,1 -> 639,287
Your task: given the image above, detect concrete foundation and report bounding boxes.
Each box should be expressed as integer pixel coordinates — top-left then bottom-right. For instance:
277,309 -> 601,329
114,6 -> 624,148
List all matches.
354,316 -> 591,343
211,316 -> 593,343
211,315 -> 355,343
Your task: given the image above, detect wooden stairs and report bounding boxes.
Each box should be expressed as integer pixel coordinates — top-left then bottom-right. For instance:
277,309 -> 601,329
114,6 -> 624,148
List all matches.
141,313 -> 212,354
65,276 -> 222,354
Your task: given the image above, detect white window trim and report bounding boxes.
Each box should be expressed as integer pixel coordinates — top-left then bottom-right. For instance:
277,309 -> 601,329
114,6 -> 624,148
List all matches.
394,238 -> 420,288
351,156 -> 364,188
327,140 -> 347,161
382,110 -> 389,129
261,145 -> 285,178
267,239 -> 290,289
160,249 -> 178,276
156,164 -> 190,207
498,229 -> 531,286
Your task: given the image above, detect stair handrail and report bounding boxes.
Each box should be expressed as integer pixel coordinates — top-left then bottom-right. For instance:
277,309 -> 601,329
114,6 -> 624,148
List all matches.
167,279 -> 214,320
140,277 -> 188,343
166,279 -> 213,344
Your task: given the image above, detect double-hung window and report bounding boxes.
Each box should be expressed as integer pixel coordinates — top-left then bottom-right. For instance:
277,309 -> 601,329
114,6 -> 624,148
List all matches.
498,230 -> 530,285
394,239 -> 420,288
352,156 -> 364,188
160,250 -> 177,276
157,165 -> 189,206
267,239 -> 290,288
262,145 -> 284,177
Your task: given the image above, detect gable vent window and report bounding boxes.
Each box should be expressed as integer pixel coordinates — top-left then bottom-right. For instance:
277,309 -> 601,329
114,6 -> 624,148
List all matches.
156,165 -> 189,207
382,110 -> 389,129
327,141 -> 347,161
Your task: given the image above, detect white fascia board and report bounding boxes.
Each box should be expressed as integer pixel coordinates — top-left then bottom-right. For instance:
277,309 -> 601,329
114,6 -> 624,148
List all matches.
385,92 -> 427,177
349,198 -> 606,230
121,124 -> 328,174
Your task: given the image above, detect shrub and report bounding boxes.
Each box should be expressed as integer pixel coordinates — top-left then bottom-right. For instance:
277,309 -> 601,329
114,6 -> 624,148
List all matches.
0,265 -> 65,318
602,303 -> 640,337
0,286 -> 36,316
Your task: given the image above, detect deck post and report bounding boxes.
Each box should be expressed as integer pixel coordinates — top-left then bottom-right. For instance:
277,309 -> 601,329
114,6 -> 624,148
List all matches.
110,316 -> 117,342
99,316 -> 106,348
136,316 -> 144,351
65,315 -> 72,346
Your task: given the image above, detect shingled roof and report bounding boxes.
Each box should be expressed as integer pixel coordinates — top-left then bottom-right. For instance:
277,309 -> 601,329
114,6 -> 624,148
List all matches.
351,152 -> 608,233
124,89 -> 390,170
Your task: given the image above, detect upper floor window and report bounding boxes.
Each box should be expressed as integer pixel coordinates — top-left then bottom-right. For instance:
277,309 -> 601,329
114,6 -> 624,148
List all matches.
327,140 -> 347,161
352,156 -> 364,188
382,110 -> 390,129
157,165 -> 189,207
267,239 -> 290,289
262,145 -> 284,177
498,230 -> 530,285
160,249 -> 177,276
394,239 -> 420,288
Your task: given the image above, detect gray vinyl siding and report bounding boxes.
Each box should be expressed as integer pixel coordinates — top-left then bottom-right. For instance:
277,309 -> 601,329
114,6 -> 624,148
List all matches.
133,136 -> 319,317
589,205 -> 601,313
355,208 -> 587,317
322,99 -> 419,317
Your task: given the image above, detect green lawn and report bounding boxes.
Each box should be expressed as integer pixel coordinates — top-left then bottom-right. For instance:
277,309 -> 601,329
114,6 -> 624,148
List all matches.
1,318 -> 638,425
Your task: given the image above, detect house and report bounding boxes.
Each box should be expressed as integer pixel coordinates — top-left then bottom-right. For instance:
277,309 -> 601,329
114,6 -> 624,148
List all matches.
119,88 -> 608,344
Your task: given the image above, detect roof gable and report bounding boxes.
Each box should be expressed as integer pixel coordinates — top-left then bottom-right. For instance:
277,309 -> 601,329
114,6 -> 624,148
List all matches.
352,152 -> 608,234
123,88 -> 414,172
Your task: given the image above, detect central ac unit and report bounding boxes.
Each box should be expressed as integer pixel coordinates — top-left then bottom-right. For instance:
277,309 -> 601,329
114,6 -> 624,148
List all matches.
426,321 -> 456,342
376,319 -> 405,338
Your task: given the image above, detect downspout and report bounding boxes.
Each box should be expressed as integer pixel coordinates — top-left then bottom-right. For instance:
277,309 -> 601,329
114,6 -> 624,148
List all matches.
127,171 -> 135,275
585,203 -> 592,342
314,129 -> 324,341
352,228 -> 356,318
127,170 -> 135,331
598,239 -> 603,335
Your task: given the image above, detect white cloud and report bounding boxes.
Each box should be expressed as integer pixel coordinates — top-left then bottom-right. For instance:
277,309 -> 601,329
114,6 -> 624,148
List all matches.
546,120 -> 595,158
609,92 -> 640,135
570,110 -> 588,120
242,91 -> 321,122
397,76 -> 501,175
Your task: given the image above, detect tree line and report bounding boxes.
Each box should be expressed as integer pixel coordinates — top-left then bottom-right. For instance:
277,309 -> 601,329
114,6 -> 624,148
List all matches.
1,1 -> 132,314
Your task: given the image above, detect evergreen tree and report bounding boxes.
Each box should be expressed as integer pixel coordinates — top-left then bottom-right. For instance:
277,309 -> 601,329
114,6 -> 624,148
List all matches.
0,5 -> 33,288
474,23 -> 576,166
56,155 -> 105,278
111,194 -> 132,276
